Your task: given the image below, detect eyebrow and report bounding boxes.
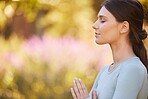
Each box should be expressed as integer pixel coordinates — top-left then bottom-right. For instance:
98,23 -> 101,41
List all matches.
97,15 -> 108,19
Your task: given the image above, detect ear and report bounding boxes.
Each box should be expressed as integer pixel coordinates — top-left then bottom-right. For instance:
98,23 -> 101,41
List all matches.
120,21 -> 129,34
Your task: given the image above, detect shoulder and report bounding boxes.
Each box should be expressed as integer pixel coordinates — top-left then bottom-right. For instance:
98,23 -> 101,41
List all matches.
119,57 -> 147,76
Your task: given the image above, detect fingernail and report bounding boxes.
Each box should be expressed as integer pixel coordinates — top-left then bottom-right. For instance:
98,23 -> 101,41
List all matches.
70,88 -> 73,92
79,78 -> 81,81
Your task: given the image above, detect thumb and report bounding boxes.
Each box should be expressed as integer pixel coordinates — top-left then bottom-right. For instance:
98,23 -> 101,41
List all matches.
92,90 -> 98,99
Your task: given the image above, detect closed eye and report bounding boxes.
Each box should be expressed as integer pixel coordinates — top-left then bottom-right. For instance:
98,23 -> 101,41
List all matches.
100,20 -> 105,23
98,15 -> 107,23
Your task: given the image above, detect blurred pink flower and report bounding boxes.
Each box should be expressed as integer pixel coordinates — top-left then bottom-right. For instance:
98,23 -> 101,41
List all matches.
22,35 -> 112,71
2,51 -> 24,69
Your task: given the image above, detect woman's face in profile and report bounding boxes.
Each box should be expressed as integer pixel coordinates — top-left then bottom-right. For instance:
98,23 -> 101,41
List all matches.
92,6 -> 122,45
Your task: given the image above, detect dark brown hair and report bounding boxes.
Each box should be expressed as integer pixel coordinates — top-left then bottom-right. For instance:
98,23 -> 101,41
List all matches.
102,0 -> 148,71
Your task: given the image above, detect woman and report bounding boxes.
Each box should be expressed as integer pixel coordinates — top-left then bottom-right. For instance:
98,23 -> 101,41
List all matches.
71,0 -> 148,99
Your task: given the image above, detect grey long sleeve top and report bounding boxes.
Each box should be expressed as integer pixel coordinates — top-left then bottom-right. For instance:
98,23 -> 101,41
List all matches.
87,57 -> 148,99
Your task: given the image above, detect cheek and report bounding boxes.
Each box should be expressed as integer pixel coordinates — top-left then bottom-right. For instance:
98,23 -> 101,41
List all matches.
99,23 -> 120,42
100,23 -> 118,34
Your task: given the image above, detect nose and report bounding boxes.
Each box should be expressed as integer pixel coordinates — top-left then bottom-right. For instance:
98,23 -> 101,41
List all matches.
92,20 -> 99,29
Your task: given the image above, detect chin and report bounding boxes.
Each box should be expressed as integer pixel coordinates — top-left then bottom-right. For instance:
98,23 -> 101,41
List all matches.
95,40 -> 107,45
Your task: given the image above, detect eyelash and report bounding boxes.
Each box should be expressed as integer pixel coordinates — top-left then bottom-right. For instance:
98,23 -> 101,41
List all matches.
100,20 -> 105,23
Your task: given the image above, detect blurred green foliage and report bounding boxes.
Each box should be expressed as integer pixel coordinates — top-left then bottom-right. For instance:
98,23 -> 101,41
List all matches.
0,0 -> 96,40
0,0 -> 147,99
0,35 -> 112,98
0,1 -> 107,98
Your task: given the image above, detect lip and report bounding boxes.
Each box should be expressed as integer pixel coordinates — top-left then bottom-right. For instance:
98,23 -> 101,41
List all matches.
95,32 -> 101,36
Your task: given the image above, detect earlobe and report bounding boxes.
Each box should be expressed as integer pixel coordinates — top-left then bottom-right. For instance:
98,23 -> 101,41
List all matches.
120,21 -> 129,34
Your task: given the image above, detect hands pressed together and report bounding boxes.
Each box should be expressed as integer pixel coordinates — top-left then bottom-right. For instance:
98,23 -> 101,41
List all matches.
71,78 -> 98,99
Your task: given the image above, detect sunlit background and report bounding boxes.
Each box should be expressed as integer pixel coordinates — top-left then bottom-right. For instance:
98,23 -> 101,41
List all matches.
0,0 -> 147,99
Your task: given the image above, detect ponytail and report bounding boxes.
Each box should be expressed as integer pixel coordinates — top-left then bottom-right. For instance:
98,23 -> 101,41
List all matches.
130,29 -> 148,72
132,41 -> 148,71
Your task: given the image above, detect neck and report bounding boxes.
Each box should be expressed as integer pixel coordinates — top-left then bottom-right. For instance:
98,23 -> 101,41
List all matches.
110,40 -> 136,65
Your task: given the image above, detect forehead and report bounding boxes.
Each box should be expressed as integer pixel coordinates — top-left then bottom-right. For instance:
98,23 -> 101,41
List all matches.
98,6 -> 115,19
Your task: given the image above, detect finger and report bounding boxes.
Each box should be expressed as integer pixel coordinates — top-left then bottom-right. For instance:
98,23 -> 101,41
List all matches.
73,79 -> 80,98
78,79 -> 89,97
92,90 -> 98,99
71,88 -> 77,99
75,78 -> 84,96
